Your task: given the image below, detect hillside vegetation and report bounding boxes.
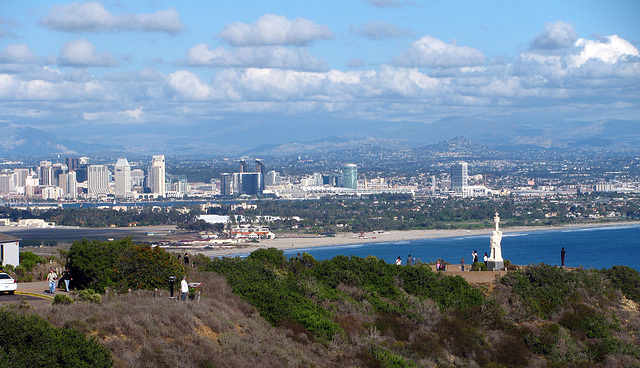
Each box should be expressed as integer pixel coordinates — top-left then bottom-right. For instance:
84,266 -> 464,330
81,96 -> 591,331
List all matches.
3,241 -> 640,367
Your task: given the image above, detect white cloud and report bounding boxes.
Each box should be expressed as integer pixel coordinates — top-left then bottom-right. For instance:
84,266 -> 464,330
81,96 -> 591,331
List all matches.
393,36 -> 485,68
39,1 -> 183,34
183,44 -> 327,71
571,35 -> 639,67
530,21 -> 577,50
167,70 -> 212,100
350,21 -> 412,40
0,44 -> 38,63
218,14 -> 334,46
59,39 -> 119,67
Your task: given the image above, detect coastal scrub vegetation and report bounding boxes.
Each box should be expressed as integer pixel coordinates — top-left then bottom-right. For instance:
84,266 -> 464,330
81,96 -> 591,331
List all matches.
11,244 -> 640,367
66,238 -> 185,293
0,308 -> 112,367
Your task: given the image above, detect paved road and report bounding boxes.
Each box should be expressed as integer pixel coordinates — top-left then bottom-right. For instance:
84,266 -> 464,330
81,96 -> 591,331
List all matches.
0,281 -> 58,308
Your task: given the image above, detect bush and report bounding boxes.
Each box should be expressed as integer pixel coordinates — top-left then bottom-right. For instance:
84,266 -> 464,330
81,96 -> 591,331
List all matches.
66,238 -> 185,293
602,265 -> 640,302
77,289 -> 101,304
0,309 -> 112,367
472,262 -> 487,271
53,294 -> 74,305
18,251 -> 45,272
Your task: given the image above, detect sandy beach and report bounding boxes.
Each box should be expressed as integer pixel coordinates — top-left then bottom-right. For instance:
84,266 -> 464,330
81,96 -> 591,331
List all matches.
195,221 -> 640,258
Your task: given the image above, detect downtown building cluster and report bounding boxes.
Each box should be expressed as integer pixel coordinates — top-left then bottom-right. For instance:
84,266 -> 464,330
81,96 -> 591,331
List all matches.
0,155 -> 171,200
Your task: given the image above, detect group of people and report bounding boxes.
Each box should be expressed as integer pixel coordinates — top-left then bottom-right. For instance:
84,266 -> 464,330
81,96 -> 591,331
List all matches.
396,255 -> 416,266
46,267 -> 71,294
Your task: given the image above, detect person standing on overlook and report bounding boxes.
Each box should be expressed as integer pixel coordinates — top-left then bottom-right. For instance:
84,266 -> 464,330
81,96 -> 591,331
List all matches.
406,255 -> 414,266
460,258 -> 465,271
181,276 -> 189,301
561,247 -> 566,267
395,256 -> 402,265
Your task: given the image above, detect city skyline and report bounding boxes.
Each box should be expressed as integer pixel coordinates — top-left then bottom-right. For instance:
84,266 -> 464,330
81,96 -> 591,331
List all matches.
0,1 -> 638,153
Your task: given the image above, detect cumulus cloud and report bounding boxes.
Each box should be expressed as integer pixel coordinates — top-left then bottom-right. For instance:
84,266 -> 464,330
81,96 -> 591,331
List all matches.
182,43 -> 327,71
393,36 -> 485,68
530,21 -> 577,50
218,14 -> 334,46
39,1 -> 183,34
167,70 -> 212,100
0,44 -> 38,63
59,39 -> 119,67
571,35 -> 639,67
350,21 -> 412,40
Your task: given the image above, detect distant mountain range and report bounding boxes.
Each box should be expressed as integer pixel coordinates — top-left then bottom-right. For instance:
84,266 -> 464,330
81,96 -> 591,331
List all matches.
1,118 -> 639,157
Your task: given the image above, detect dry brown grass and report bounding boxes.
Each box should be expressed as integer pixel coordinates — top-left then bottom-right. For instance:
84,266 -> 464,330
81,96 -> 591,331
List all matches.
34,270 -> 332,368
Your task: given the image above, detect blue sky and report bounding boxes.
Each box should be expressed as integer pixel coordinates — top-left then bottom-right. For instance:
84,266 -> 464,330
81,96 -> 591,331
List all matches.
0,0 -> 639,150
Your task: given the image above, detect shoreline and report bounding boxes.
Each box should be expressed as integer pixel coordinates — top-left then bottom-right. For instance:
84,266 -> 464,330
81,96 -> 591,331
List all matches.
194,221 -> 640,258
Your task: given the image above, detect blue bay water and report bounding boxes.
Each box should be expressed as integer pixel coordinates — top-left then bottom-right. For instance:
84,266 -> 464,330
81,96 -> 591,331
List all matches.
279,225 -> 640,271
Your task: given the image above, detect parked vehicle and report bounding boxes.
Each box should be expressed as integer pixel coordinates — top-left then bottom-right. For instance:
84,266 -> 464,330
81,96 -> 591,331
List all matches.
0,273 -> 17,294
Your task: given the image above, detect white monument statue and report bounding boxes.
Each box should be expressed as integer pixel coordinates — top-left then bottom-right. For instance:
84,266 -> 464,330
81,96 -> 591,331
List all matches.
487,212 -> 504,271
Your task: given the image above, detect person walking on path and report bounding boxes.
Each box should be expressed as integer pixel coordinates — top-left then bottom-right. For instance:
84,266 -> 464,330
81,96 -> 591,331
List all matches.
561,247 -> 566,267
61,268 -> 72,292
46,268 -> 57,294
184,253 -> 190,267
460,258 -> 465,272
181,276 -> 189,301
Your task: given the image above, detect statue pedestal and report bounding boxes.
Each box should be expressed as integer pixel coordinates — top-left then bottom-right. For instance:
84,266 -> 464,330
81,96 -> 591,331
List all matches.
486,259 -> 503,271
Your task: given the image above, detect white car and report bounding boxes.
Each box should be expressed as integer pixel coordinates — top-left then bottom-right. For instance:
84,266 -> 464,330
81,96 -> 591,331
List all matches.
0,272 -> 17,294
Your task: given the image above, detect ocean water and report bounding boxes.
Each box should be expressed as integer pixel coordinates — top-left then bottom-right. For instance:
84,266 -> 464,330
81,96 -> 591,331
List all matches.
280,225 -> 640,271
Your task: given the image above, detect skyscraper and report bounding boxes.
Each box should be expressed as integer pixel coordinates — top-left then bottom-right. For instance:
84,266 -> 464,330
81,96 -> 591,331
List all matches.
342,163 -> 358,190
114,158 -> 131,198
451,161 -> 469,194
148,155 -> 166,197
88,165 -> 109,195
255,159 -> 266,190
220,173 -> 233,196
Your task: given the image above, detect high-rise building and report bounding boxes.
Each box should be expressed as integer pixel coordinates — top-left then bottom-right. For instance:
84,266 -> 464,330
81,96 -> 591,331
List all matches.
220,173 -> 233,196
114,158 -> 131,198
342,164 -> 358,189
65,157 -> 79,172
451,161 -> 469,194
239,160 -> 248,173
255,159 -> 266,190
148,155 -> 166,197
87,165 -> 109,195
232,172 -> 262,196
59,171 -> 78,199
264,171 -> 280,186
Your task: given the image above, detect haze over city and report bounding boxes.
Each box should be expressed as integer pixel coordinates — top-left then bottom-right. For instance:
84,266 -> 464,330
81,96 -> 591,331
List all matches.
0,1 -> 639,154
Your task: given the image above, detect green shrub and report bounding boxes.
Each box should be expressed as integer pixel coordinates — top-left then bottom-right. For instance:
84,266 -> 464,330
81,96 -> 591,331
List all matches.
19,251 -> 46,272
66,238 -> 184,293
77,289 -> 102,304
53,294 -> 74,305
0,309 -> 112,367
601,265 -> 640,302
472,262 -> 487,271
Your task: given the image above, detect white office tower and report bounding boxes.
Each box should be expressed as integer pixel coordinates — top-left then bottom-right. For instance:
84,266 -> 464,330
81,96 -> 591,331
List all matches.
264,171 -> 281,186
451,161 -> 469,195
59,171 -> 78,199
148,155 -> 166,197
88,165 -> 109,195
67,171 -> 77,199
114,158 -> 131,198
